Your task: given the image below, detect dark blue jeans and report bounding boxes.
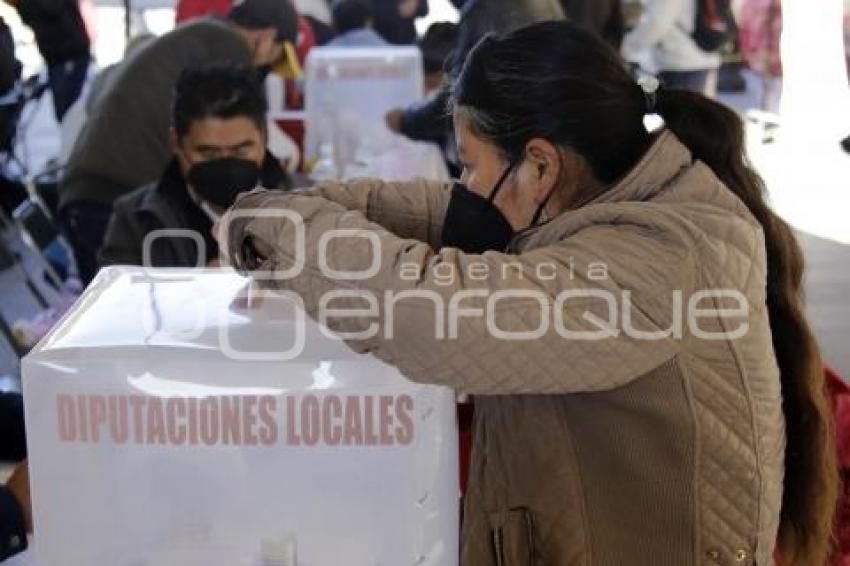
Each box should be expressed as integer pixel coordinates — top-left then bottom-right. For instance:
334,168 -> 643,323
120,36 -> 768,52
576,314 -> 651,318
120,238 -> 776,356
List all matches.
47,56 -> 89,122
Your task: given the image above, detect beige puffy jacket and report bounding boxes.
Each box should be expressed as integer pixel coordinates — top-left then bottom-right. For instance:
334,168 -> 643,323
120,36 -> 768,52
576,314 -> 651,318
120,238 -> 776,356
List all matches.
228,131 -> 785,565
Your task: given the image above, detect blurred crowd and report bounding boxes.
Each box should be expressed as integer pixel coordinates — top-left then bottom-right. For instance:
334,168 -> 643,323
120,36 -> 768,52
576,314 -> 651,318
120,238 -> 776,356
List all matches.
0,0 -> 793,282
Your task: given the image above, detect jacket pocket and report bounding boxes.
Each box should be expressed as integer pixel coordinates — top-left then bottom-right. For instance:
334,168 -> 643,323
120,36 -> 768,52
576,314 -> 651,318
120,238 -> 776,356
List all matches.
491,507 -> 535,566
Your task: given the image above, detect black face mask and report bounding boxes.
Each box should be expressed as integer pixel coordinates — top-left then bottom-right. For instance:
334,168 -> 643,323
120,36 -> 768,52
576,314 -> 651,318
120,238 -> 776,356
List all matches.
441,162 -> 554,254
186,157 -> 261,209
441,165 -> 515,254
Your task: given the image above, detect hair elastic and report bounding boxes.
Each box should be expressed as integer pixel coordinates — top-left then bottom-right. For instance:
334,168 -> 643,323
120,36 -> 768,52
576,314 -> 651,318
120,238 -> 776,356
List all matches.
637,75 -> 661,115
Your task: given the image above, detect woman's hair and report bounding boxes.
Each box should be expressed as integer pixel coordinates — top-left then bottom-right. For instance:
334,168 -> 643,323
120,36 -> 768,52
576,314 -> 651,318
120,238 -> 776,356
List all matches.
451,20 -> 838,563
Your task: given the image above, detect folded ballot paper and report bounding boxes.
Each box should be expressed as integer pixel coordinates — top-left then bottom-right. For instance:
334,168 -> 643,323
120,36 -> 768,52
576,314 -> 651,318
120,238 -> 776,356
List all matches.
22,267 -> 458,566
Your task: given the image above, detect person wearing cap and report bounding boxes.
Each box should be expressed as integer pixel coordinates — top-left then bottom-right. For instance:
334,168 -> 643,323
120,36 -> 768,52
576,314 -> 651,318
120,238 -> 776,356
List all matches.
59,0 -> 300,285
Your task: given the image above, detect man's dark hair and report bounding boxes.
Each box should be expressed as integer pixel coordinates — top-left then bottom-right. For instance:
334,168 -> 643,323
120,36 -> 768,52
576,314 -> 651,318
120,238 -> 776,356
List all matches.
172,63 -> 267,138
419,22 -> 459,75
332,0 -> 373,35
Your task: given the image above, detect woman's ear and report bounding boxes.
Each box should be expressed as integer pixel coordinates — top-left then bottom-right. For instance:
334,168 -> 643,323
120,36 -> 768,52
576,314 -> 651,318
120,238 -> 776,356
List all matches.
524,138 -> 562,204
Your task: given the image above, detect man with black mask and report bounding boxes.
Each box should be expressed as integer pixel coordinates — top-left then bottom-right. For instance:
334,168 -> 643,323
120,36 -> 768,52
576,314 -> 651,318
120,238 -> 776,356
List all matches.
61,0 -> 300,284
98,64 -> 291,269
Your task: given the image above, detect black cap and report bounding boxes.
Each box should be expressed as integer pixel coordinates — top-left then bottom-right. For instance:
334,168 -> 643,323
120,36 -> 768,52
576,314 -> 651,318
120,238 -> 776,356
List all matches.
229,0 -> 299,43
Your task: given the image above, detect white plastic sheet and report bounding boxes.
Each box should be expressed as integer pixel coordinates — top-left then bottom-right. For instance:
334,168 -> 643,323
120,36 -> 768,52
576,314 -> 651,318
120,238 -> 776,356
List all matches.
22,267 -> 459,566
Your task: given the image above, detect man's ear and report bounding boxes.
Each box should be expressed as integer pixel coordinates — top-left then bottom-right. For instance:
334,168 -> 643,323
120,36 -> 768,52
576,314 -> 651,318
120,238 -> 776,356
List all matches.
170,129 -> 191,173
168,128 -> 181,155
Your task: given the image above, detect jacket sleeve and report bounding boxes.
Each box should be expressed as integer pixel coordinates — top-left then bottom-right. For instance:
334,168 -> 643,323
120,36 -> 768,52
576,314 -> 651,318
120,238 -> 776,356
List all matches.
97,199 -> 146,267
399,88 -> 451,143
282,177 -> 452,248
226,191 -> 690,395
0,486 -> 27,560
621,0 -> 682,58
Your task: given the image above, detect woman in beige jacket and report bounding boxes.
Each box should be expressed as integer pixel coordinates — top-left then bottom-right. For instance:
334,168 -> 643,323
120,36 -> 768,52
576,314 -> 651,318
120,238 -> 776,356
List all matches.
221,21 -> 837,565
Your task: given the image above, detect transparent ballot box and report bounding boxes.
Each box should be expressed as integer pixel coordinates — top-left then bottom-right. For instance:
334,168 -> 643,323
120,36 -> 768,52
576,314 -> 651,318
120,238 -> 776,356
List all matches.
303,47 -> 429,179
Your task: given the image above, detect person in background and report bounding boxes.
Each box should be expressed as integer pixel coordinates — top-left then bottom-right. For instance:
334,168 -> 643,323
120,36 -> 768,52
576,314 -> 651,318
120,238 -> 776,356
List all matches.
370,0 -> 427,45
328,0 -> 388,47
398,21 -> 458,175
559,0 -> 624,48
419,21 -> 458,95
621,0 -> 722,95
0,16 -> 25,216
221,20 -> 837,565
59,34 -> 156,167
0,461 -> 30,561
3,0 -> 90,122
59,0 -> 300,285
385,0 -> 563,170
99,64 -> 290,269
738,0 -> 781,112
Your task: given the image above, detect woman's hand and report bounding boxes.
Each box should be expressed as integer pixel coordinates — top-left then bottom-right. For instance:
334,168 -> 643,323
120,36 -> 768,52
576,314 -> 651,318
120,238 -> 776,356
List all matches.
398,0 -> 420,19
213,194 -> 275,271
385,109 -> 404,133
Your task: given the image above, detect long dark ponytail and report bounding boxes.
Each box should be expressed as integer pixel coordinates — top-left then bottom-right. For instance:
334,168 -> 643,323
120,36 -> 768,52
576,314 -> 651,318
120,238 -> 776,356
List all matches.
657,88 -> 838,564
453,19 -> 838,564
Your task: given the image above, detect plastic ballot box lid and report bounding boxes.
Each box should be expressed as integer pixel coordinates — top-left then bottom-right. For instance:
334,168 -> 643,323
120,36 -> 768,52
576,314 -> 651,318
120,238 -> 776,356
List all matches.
23,267 -> 459,566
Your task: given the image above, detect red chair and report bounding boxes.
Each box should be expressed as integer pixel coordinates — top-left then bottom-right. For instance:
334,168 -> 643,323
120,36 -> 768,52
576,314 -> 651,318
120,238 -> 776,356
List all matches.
775,367 -> 850,565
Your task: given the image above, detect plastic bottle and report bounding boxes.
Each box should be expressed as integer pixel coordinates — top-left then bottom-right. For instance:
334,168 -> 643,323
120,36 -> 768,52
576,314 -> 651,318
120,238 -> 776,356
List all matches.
310,143 -> 339,182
